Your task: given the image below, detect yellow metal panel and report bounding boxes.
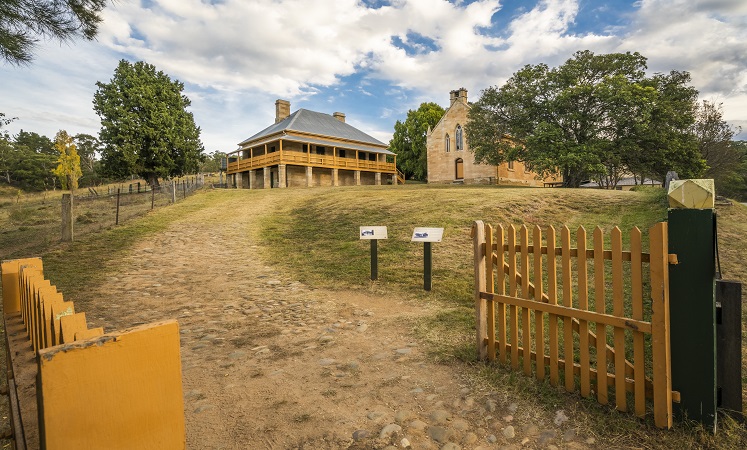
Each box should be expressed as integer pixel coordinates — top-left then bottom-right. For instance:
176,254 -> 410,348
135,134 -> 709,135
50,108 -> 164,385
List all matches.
59,313 -> 88,345
50,302 -> 75,346
74,327 -> 104,341
37,320 -> 185,450
1,258 -> 43,314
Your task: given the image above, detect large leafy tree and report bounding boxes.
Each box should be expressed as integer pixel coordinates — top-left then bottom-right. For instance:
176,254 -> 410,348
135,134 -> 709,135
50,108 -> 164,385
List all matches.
626,71 -> 705,183
389,102 -> 445,181
1,0 -> 106,65
14,129 -> 54,154
467,50 -> 705,187
12,129 -> 57,189
693,101 -> 742,180
690,101 -> 746,200
93,60 -> 205,186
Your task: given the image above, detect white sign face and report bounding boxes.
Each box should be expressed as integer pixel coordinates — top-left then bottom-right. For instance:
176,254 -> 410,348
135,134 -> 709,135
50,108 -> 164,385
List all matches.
411,227 -> 444,243
359,226 -> 388,240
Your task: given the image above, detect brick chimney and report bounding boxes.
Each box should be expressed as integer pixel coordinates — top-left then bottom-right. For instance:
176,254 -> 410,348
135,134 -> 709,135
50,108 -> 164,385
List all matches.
449,88 -> 468,105
333,112 -> 346,123
275,99 -> 290,123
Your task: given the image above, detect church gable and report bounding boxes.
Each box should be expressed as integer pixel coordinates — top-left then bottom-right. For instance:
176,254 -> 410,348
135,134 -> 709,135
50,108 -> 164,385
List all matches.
427,88 -> 495,184
426,88 -> 559,186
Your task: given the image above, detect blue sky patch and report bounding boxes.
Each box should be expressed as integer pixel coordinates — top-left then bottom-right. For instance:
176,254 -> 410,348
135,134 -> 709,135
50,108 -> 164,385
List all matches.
391,32 -> 441,56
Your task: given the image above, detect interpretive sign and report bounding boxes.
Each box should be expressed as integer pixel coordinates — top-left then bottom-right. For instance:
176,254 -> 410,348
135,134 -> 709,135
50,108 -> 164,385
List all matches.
360,226 -> 387,281
410,227 -> 444,243
359,226 -> 388,240
411,227 -> 444,290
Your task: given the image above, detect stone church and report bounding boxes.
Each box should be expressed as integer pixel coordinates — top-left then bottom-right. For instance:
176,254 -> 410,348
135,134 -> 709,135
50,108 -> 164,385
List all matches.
426,88 -> 558,186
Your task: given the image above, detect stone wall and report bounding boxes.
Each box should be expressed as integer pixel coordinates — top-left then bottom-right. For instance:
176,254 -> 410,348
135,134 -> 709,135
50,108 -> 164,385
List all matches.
426,89 -> 559,186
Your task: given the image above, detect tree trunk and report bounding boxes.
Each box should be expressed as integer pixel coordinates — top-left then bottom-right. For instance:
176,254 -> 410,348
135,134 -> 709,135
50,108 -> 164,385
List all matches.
148,174 -> 160,187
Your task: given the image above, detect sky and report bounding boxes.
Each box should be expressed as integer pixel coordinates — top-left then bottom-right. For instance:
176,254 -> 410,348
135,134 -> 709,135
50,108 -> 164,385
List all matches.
1,0 -> 746,153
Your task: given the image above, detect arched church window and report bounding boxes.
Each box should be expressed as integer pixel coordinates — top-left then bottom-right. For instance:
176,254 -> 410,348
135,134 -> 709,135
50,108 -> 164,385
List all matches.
445,134 -> 450,152
455,125 -> 463,151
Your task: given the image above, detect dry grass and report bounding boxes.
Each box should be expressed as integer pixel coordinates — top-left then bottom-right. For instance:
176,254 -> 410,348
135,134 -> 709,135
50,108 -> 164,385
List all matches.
0,176 -> 210,262
258,184 -> 746,449
0,184 -> 744,449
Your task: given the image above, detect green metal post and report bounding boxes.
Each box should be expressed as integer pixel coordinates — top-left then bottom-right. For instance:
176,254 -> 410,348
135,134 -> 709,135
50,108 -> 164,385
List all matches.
370,239 -> 378,281
716,279 -> 743,422
668,208 -> 716,431
424,242 -> 432,291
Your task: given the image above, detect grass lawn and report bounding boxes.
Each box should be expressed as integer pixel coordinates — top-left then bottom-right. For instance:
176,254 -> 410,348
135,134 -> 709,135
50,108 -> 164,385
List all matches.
258,184 -> 747,449
1,183 -> 745,448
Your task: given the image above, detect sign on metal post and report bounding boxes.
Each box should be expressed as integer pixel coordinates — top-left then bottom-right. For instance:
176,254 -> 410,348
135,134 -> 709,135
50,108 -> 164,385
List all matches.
411,228 -> 444,291
360,226 -> 388,280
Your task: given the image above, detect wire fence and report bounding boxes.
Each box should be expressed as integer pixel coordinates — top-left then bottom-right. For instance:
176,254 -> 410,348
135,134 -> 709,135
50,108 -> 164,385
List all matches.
77,176 -> 205,226
0,175 -> 210,261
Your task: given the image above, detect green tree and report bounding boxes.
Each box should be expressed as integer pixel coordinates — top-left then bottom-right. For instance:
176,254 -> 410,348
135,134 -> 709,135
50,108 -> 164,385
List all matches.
74,132 -> 102,186
14,129 -> 54,154
11,145 -> 56,190
12,130 -> 57,189
467,50 -> 705,187
716,140 -> 747,201
389,102 -> 445,181
93,60 -> 205,186
52,130 -> 82,191
0,113 -> 17,183
199,150 -> 225,173
1,0 -> 106,65
626,71 -> 704,183
693,100 -> 742,181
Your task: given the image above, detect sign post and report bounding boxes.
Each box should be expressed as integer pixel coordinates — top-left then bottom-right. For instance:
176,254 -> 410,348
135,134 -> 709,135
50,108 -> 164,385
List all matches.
411,227 -> 444,291
360,226 -> 388,281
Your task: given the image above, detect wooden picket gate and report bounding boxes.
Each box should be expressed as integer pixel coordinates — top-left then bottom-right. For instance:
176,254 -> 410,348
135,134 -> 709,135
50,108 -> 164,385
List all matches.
472,221 -> 677,429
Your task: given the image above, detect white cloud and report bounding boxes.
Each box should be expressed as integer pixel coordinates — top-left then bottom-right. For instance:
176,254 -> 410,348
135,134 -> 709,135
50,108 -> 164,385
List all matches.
619,0 -> 747,138
2,0 -> 746,151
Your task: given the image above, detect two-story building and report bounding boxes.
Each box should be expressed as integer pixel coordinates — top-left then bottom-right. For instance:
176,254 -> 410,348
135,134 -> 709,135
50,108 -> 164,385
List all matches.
226,100 -> 403,188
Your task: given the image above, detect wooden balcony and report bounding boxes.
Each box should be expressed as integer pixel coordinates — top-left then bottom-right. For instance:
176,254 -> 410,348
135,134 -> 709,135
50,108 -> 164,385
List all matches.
226,149 -> 396,175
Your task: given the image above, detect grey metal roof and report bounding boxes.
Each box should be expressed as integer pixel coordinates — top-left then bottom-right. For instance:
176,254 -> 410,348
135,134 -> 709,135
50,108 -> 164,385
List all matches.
281,135 -> 395,155
239,108 -> 387,148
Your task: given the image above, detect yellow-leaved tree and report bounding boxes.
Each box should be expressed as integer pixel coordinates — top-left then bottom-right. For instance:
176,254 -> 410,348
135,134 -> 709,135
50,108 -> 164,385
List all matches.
52,130 -> 83,193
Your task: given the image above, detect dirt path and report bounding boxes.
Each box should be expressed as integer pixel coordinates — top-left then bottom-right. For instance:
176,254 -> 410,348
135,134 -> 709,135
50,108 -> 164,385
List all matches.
79,194 -> 593,450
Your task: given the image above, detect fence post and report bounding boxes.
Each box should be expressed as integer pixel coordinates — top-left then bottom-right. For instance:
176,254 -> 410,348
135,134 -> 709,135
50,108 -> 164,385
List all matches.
171,180 -> 176,203
668,205 -> 716,431
61,193 -> 73,242
650,222 -> 672,429
716,279 -> 743,422
182,180 -> 186,199
115,188 -> 121,225
472,221 -> 487,361
151,182 -> 155,210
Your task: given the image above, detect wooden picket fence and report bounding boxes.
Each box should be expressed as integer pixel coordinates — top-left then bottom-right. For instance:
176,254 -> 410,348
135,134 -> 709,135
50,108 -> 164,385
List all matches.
472,221 -> 677,429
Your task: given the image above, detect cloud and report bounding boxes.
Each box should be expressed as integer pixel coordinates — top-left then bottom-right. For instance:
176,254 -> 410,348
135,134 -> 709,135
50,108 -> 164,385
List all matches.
99,0 -> 390,96
618,0 -> 747,135
2,0 -> 746,151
